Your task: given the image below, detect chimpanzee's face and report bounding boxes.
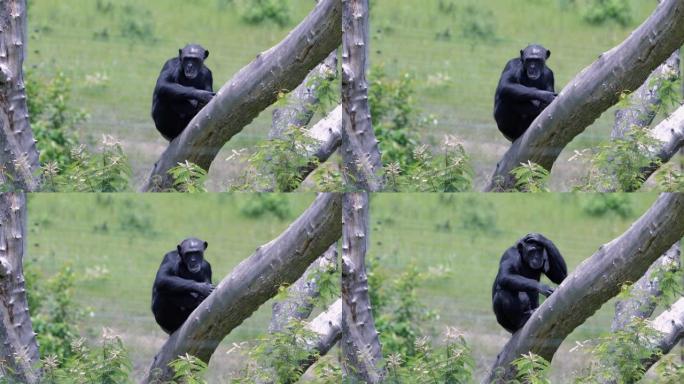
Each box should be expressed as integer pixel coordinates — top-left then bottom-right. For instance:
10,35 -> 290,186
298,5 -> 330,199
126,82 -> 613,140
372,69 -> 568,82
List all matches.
522,242 -> 547,271
182,251 -> 204,273
520,45 -> 550,81
178,44 -> 209,80
177,237 -> 208,274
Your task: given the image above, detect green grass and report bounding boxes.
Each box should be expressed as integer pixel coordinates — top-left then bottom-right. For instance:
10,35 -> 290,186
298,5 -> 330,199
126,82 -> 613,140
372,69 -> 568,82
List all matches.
26,193 -> 319,381
368,193 -> 664,382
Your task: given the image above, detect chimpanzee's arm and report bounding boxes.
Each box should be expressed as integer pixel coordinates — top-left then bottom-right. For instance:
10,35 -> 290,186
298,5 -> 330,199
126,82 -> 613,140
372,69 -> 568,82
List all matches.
204,69 -> 214,93
154,256 -> 204,294
538,235 -> 567,284
498,61 -> 553,101
497,249 -> 547,292
545,69 -> 555,93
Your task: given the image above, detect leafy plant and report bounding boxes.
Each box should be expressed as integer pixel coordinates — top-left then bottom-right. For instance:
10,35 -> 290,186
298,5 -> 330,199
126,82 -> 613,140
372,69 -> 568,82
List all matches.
168,161 -> 208,193
238,0 -> 290,27
239,194 -> 291,220
460,5 -> 499,46
168,354 -> 209,384
510,161 -> 550,192
582,0 -> 632,27
581,194 -> 632,218
511,352 -> 551,384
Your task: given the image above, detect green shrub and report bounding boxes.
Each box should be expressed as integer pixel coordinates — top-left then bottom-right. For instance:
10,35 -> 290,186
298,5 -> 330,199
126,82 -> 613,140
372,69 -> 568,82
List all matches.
239,0 -> 290,27
582,0 -> 632,26
581,194 -> 633,218
239,194 -> 291,220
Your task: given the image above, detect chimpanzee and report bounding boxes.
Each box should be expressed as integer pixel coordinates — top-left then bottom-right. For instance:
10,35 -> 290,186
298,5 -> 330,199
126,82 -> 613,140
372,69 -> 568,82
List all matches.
151,44 -> 215,141
492,233 -> 567,333
493,44 -> 557,142
151,237 -> 214,334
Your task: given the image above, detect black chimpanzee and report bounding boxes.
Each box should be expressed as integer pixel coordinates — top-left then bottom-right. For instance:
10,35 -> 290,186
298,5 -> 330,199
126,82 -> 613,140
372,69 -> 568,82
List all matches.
493,44 -> 557,142
151,237 -> 214,334
492,233 -> 567,333
151,44 -> 215,141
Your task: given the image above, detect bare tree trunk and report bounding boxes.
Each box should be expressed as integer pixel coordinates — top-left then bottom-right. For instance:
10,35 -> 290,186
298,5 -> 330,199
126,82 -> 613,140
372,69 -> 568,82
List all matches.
639,105 -> 684,186
0,1 -> 40,191
611,243 -> 681,332
270,51 -> 338,140
341,0 -> 383,191
641,297 -> 684,373
612,51 -> 680,139
143,193 -> 342,383
141,0 -> 342,192
484,193 -> 684,383
269,243 -> 338,333
0,193 -> 39,383
341,192 -> 385,383
484,0 -> 684,192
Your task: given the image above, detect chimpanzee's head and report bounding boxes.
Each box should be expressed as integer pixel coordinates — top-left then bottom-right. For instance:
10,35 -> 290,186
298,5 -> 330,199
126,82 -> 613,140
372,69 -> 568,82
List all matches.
178,44 -> 209,80
518,235 -> 549,272
177,237 -> 208,274
520,44 -> 550,81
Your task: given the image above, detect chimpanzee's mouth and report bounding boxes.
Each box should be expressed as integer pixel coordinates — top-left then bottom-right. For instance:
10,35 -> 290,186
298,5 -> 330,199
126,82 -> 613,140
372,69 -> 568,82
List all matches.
188,264 -> 201,273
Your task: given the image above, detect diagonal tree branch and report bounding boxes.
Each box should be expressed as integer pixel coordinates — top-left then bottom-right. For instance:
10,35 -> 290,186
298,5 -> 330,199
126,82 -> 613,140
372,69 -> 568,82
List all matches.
0,193 -> 39,383
0,0 -> 41,191
143,193 -> 342,383
485,0 -> 684,191
639,105 -> 684,186
641,297 -> 684,373
485,193 -> 684,383
141,0 -> 342,192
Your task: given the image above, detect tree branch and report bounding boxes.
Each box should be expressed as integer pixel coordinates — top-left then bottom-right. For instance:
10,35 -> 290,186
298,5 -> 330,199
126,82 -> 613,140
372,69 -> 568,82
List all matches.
143,193 -> 342,383
0,0 -> 41,191
485,0 -> 684,191
0,193 -> 39,383
641,297 -> 684,373
341,0 -> 384,191
485,193 -> 684,382
141,0 -> 342,191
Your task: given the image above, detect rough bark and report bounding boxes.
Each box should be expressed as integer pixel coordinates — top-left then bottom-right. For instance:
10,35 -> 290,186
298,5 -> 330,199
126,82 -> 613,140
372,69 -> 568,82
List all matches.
143,193 -> 342,383
612,51 -> 680,139
0,193 -> 39,383
485,193 -> 684,383
639,105 -> 684,186
341,0 -> 384,191
0,1 -> 40,191
270,51 -> 338,140
485,0 -> 684,192
269,243 -> 338,333
141,0 -> 342,192
341,192 -> 385,383
611,243 -> 680,332
641,297 -> 684,373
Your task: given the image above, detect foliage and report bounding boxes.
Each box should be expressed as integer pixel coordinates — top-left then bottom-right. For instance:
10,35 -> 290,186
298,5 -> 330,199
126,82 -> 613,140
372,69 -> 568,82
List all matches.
652,75 -> 681,116
581,0 -> 632,27
41,137 -> 132,192
168,354 -> 209,384
654,355 -> 684,384
168,161 -> 208,193
510,352 -> 551,384
368,257 -> 474,383
580,194 -> 633,218
238,0 -> 290,27
25,71 -> 86,168
458,196 -> 499,234
459,5 -> 499,46
239,193 -> 291,220
510,161 -> 550,192
119,4 -> 158,44
655,163 -> 684,192
573,126 -> 663,192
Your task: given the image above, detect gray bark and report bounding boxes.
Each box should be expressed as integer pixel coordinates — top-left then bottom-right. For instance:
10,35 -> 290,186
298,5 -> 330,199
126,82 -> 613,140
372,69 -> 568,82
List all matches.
485,0 -> 684,192
269,243 -> 338,333
142,193 -> 342,383
484,193 -> 684,383
611,243 -> 681,332
341,0 -> 384,191
0,193 -> 39,383
341,192 -> 385,383
612,51 -> 680,139
270,51 -> 338,140
639,105 -> 684,186
141,0 -> 342,192
641,297 -> 684,373
0,1 -> 40,191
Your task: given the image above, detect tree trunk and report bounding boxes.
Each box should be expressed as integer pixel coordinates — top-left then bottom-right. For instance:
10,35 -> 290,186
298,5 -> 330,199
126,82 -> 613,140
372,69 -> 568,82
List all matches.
141,0 -> 342,192
341,192 -> 385,383
641,297 -> 684,374
270,51 -> 338,140
611,243 -> 680,332
484,0 -> 684,192
269,243 -> 337,333
0,193 -> 39,383
612,51 -> 680,139
484,193 -> 684,383
0,0 -> 40,191
638,105 -> 684,186
142,193 -> 342,383
341,0 -> 384,191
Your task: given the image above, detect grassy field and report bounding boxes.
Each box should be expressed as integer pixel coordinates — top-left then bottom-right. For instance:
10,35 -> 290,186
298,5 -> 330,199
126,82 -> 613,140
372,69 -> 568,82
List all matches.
368,193 -> 667,382
26,193 -> 324,381
25,0 -> 678,191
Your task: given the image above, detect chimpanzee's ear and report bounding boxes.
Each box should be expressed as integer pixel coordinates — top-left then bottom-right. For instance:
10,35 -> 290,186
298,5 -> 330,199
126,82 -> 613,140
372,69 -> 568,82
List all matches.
203,241 -> 208,250
517,241 -> 525,255
546,49 -> 551,59
204,50 -> 209,59
520,49 -> 524,60
178,49 -> 183,59
177,244 -> 182,255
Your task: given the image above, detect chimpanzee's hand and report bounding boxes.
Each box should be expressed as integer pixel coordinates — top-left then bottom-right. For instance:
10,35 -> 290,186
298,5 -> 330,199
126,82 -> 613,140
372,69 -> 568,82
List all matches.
538,91 -> 556,104
196,282 -> 214,298
539,284 -> 555,297
195,90 -> 215,104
